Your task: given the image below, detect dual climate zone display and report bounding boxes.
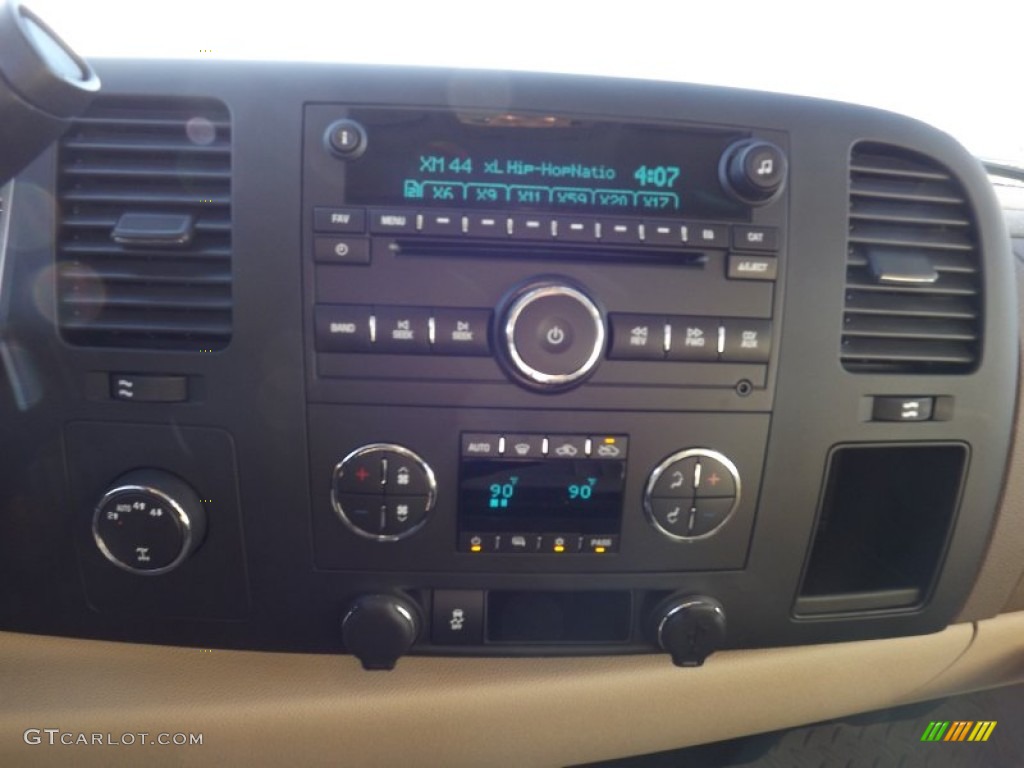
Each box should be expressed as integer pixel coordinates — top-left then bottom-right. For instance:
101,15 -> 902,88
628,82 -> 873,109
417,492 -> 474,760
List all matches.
459,459 -> 626,535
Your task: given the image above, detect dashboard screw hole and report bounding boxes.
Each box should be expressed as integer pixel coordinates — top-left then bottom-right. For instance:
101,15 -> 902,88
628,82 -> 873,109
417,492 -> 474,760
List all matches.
736,379 -> 753,397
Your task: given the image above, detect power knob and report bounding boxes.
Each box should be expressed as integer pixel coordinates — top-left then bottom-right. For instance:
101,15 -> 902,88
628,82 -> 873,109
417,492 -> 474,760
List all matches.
498,279 -> 606,391
719,139 -> 788,205
649,595 -> 726,667
342,594 -> 422,670
92,469 -> 206,575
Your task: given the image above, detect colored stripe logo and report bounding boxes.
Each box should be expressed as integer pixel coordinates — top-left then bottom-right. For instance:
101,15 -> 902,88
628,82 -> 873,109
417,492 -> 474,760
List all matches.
920,721 -> 997,742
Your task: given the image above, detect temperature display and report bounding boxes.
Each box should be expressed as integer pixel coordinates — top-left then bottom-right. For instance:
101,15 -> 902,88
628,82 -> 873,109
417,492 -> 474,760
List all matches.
459,459 -> 625,535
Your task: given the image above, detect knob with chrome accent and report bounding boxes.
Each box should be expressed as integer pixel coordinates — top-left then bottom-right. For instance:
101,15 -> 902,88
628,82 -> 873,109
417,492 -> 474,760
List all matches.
499,279 -> 606,391
331,443 -> 437,542
650,595 -> 726,667
342,594 -> 422,670
92,469 -> 206,575
644,448 -> 741,540
719,139 -> 788,205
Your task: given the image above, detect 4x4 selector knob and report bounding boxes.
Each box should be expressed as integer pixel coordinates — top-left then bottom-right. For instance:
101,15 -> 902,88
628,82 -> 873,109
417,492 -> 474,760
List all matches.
720,139 -> 787,205
92,469 -> 206,575
499,279 -> 606,391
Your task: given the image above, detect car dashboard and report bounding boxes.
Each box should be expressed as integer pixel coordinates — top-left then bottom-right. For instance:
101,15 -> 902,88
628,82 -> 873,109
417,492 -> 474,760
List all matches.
1,58 -> 1024,766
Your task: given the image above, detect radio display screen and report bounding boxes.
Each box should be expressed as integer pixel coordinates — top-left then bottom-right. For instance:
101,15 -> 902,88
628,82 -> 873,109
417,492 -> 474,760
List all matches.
459,458 -> 625,534
344,108 -> 749,220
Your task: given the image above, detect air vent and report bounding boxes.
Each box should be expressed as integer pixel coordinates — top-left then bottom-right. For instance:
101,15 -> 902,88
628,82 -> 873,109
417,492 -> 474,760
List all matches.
56,96 -> 232,350
842,142 -> 980,373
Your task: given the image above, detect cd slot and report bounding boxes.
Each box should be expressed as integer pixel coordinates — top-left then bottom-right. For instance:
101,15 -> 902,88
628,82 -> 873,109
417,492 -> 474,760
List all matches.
392,238 -> 708,267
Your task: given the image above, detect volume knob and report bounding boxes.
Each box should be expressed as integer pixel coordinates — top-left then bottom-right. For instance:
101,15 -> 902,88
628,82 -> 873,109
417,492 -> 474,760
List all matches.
499,279 -> 606,391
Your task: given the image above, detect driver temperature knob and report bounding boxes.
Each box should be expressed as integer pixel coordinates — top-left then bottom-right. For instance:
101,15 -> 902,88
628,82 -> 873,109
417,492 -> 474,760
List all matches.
649,595 -> 726,667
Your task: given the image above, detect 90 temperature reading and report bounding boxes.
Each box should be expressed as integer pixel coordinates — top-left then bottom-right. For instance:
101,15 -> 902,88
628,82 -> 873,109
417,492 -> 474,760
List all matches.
633,165 -> 680,188
489,476 -> 518,509
567,477 -> 598,501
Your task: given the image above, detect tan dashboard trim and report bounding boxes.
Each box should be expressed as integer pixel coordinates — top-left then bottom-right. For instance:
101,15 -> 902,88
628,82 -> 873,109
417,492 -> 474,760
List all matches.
3,619 -> 1010,768
959,260 -> 1024,619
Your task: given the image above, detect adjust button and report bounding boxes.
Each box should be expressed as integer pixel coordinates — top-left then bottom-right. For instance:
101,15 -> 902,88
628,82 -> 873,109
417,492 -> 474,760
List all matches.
109,373 -> 188,403
313,207 -> 366,233
872,396 -> 934,422
382,496 -> 429,536
333,494 -> 384,535
689,498 -> 736,536
649,498 -> 696,537
433,308 -> 491,356
695,456 -> 737,498
732,225 -> 779,252
727,254 -> 777,281
314,305 -> 374,353
547,435 -> 588,459
420,212 -> 461,235
510,214 -> 553,239
382,451 -> 431,495
314,236 -> 371,265
609,314 -> 665,360
466,213 -> 507,238
650,456 -> 698,498
667,316 -> 719,362
503,435 -> 545,459
432,590 -> 484,645
370,210 -> 417,234
334,454 -> 384,493
461,434 -> 502,458
375,307 -> 431,353
721,319 -> 771,363
645,220 -> 686,246
687,223 -> 728,248
602,220 -> 643,244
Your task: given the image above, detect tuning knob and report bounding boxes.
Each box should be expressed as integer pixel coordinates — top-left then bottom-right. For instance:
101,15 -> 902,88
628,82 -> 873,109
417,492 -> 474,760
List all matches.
649,595 -> 726,667
92,469 -> 206,575
720,139 -> 787,205
342,594 -> 421,670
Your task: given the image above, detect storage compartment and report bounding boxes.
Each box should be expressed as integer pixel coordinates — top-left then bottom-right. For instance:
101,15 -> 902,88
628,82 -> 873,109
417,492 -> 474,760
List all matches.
795,443 -> 968,615
486,591 -> 632,643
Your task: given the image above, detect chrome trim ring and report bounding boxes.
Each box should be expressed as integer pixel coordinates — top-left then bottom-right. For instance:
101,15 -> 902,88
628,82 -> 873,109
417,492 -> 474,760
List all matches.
644,448 -> 742,541
503,283 -> 605,388
331,443 -> 437,543
92,483 -> 195,576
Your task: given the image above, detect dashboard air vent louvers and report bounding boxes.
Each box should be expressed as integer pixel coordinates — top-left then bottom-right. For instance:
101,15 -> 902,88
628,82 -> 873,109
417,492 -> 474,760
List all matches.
842,142 -> 980,373
56,97 -> 232,350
